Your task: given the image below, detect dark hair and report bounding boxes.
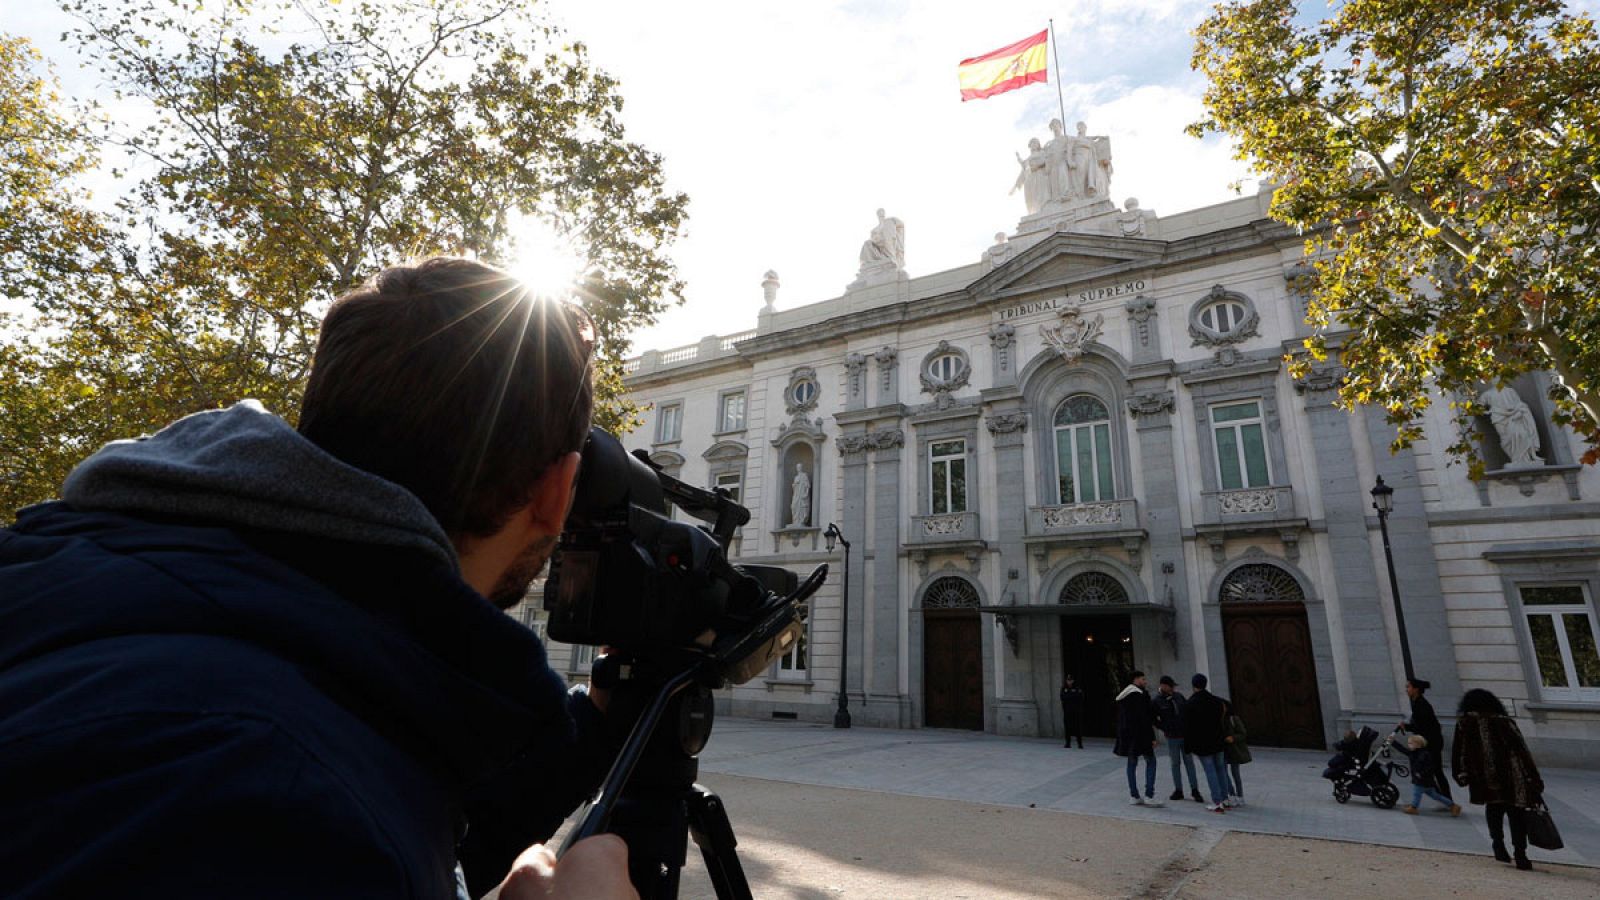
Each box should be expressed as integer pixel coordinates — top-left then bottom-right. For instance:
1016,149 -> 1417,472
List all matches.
1130,670 -> 1145,680
1159,675 -> 1177,687
1408,678 -> 1431,693
1457,688 -> 1508,718
1191,673 -> 1208,689
299,257 -> 594,539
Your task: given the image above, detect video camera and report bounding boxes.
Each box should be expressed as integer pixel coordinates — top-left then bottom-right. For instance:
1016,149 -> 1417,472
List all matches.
543,426 -> 817,686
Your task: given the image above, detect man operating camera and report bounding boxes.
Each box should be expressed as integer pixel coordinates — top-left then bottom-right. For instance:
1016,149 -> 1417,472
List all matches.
0,258 -> 635,899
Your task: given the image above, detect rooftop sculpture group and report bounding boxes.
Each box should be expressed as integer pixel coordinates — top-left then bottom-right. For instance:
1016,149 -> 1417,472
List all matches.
1011,119 -> 1114,216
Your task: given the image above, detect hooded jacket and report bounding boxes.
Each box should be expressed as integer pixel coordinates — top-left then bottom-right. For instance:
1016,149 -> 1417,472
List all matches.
1112,683 -> 1156,757
0,402 -> 605,898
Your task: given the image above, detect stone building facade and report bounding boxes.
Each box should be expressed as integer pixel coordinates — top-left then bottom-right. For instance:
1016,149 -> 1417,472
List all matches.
536,146 -> 1600,767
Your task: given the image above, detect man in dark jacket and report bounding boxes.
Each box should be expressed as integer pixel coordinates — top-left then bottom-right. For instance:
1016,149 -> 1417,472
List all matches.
1153,676 -> 1203,802
1400,677 -> 1452,801
1182,673 -> 1230,812
0,259 -> 631,899
1060,674 -> 1085,748
1113,671 -> 1163,806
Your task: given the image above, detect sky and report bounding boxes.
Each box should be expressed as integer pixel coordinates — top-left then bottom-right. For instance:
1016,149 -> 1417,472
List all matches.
6,0 -> 1267,351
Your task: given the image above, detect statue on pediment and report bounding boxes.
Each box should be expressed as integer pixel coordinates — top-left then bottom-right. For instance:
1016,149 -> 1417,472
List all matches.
848,208 -> 907,290
1016,121 -> 1115,214
982,232 -> 1015,271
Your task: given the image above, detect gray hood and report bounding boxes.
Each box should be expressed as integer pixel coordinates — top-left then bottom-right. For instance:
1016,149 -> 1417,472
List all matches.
62,400 -> 457,572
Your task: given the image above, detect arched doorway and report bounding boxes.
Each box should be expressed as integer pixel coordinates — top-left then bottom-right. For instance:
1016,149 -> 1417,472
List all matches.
922,576 -> 983,730
1057,571 -> 1136,738
1219,563 -> 1324,748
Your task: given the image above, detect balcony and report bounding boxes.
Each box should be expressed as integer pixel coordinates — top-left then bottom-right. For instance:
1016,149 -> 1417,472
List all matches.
1023,499 -> 1148,570
1195,485 -> 1308,562
908,511 -> 981,546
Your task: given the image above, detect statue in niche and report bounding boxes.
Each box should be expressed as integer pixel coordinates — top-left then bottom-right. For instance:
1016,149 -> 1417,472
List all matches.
789,463 -> 812,527
1010,138 -> 1051,215
1480,385 -> 1543,468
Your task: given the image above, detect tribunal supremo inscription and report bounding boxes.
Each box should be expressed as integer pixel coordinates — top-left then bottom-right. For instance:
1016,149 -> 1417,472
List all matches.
993,279 -> 1147,322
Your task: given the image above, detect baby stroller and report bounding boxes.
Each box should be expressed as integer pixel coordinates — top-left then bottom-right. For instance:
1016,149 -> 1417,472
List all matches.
1322,726 -> 1408,809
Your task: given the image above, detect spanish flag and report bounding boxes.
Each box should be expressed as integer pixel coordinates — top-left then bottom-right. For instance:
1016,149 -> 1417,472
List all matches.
958,29 -> 1049,101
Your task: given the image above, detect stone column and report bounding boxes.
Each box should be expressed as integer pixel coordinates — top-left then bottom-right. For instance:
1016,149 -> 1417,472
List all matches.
1297,368 -> 1400,715
844,352 -> 868,411
838,433 -> 871,709
1364,407 -> 1463,703
1127,387 -> 1193,676
873,347 -> 899,409
986,404 -> 1038,735
866,426 -> 909,725
988,324 -> 1017,388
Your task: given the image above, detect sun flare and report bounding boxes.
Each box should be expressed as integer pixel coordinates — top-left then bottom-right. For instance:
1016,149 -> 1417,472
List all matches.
508,214 -> 587,301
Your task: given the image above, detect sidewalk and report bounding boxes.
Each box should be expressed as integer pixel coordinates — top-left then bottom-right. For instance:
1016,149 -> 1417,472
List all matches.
696,718 -> 1599,868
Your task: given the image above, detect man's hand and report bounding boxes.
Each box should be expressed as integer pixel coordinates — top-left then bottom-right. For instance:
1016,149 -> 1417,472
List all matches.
494,835 -> 637,900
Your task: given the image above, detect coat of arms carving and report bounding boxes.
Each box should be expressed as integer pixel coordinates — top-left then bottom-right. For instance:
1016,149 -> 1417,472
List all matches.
1040,300 -> 1104,363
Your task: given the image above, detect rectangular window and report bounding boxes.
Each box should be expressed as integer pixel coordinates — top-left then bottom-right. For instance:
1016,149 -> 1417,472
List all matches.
566,642 -> 596,676
656,402 -> 682,443
713,471 -> 742,504
719,391 -> 746,433
777,602 -> 808,675
1212,400 -> 1271,490
1055,424 -> 1113,504
1520,584 -> 1600,701
930,439 -> 967,514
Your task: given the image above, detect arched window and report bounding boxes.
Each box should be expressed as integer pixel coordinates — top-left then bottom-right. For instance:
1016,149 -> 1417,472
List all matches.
1060,571 -> 1130,606
1053,395 -> 1114,504
1198,297 -> 1248,334
927,351 -> 966,385
922,576 -> 980,609
1219,564 -> 1305,605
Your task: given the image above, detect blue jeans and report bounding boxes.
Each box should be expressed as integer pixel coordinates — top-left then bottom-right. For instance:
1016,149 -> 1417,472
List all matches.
1125,751 -> 1157,798
1228,761 -> 1243,798
1166,737 -> 1199,794
1197,752 -> 1229,805
1411,784 -> 1453,808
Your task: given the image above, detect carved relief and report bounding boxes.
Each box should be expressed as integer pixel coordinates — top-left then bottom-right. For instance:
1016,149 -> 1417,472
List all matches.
1293,362 -> 1345,395
921,512 -> 971,537
1040,300 -> 1104,364
1126,391 -> 1175,418
784,366 -> 820,421
844,352 -> 867,401
985,413 -> 1028,435
1125,295 -> 1157,350
838,435 -> 872,457
1041,502 -> 1123,528
987,322 -> 1016,374
1218,488 -> 1280,515
868,428 -> 905,451
919,340 -> 971,410
874,346 -> 898,394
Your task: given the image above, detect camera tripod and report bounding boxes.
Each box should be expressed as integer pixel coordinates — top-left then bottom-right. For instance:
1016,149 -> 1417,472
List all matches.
560,652 -> 753,900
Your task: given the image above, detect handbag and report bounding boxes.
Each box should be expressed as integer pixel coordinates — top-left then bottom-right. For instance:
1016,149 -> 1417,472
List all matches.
1524,803 -> 1563,851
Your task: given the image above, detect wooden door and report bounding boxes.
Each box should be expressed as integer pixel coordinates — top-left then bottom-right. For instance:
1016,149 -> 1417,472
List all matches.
1222,603 -> 1324,748
924,611 -> 983,730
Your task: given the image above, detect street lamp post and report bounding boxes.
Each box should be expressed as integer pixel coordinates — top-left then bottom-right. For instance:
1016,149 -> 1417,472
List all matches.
824,522 -> 852,729
1370,476 -> 1416,683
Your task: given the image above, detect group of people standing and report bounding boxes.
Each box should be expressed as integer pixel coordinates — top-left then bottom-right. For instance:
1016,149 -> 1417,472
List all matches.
1071,670 -> 1553,872
1068,671 -> 1250,814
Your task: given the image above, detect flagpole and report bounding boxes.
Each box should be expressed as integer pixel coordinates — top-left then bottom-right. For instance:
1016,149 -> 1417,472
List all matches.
1048,18 -> 1067,125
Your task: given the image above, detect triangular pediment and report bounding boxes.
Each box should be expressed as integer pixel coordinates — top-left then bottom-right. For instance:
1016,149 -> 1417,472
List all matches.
971,232 -> 1165,301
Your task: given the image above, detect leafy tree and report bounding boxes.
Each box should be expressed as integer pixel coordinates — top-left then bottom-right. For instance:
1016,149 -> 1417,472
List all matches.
1191,0 -> 1600,467
1,0 -> 687,517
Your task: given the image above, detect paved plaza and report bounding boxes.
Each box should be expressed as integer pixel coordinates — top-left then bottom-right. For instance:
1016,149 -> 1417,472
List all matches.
695,718 -> 1599,869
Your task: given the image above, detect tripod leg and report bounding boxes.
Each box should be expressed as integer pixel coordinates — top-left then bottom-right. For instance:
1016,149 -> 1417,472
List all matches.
685,784 -> 753,900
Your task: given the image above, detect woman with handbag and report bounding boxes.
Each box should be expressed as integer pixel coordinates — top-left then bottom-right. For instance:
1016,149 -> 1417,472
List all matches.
1451,689 -> 1550,870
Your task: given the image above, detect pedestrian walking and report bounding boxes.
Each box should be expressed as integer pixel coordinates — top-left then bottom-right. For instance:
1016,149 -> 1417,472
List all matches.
1152,676 -> 1203,803
1400,678 -> 1452,801
1397,735 -> 1461,816
1221,699 -> 1251,808
1182,673 -> 1231,813
1060,675 -> 1085,749
1452,689 -> 1546,871
1113,671 -> 1162,806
